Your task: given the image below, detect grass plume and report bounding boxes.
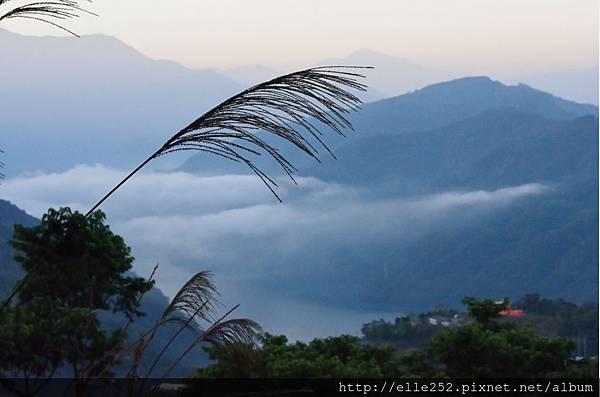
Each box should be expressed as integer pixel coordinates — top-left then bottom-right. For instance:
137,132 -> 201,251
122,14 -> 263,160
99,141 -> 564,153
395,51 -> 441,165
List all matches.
0,1 -> 95,36
116,271 -> 262,383
85,66 -> 371,217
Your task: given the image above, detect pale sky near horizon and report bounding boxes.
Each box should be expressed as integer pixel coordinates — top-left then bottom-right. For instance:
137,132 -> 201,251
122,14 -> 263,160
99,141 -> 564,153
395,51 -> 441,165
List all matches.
3,0 -> 598,74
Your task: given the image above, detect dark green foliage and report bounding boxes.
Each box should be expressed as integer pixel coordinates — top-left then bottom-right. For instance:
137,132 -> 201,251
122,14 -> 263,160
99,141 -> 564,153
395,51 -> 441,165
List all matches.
0,200 -> 211,376
0,207 -> 153,380
399,297 -> 597,378
192,334 -> 401,378
361,317 -> 440,351
361,306 -> 464,353
400,321 -> 598,378
0,297 -> 126,379
462,296 -> 508,326
0,298 -> 65,379
10,207 -> 151,317
402,323 -> 578,378
517,293 -> 576,315
514,294 -> 599,357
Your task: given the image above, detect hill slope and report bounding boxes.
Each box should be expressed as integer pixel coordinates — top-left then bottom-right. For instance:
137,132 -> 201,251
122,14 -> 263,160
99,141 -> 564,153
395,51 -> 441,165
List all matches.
0,200 -> 37,294
255,110 -> 599,311
309,110 -> 597,189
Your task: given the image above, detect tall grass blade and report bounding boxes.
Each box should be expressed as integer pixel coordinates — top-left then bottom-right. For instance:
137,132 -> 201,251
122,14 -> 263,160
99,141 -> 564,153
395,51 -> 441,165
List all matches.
84,66 -> 371,218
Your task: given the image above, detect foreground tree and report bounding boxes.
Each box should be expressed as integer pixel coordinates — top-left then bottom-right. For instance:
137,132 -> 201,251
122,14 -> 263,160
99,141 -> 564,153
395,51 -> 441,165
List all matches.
0,209 -> 262,396
515,293 -> 599,356
10,208 -> 150,315
0,208 -> 153,393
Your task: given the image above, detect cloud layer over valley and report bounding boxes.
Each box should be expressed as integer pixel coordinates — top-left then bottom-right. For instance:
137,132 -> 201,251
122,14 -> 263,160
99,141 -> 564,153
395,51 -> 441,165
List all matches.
0,165 -> 549,338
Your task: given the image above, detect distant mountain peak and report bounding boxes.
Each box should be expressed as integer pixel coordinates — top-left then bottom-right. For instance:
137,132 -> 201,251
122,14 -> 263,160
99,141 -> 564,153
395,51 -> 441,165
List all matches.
382,75 -> 598,114
450,75 -> 494,82
421,75 -> 498,90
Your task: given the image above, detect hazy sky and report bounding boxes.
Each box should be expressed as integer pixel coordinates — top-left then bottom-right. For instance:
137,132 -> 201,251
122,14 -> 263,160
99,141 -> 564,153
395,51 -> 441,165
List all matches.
3,1 -> 599,73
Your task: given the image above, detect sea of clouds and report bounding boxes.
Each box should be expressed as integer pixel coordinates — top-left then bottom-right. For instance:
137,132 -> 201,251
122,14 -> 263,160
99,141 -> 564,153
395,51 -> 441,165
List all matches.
0,164 -> 548,339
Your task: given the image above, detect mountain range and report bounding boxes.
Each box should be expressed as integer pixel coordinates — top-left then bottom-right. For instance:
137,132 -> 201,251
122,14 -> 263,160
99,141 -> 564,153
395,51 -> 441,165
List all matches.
222,49 -> 599,106
181,76 -> 598,311
180,76 -> 597,176
1,28 -> 597,175
0,28 -> 242,174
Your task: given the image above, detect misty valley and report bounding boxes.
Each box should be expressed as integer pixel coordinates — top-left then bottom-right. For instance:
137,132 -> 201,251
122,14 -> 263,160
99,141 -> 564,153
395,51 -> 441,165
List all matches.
0,10 -> 598,395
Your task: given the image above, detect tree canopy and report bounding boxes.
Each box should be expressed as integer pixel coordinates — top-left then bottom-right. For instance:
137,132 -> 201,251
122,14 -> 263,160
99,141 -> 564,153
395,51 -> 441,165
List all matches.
192,334 -> 401,378
399,297 -> 597,378
0,207 -> 153,385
